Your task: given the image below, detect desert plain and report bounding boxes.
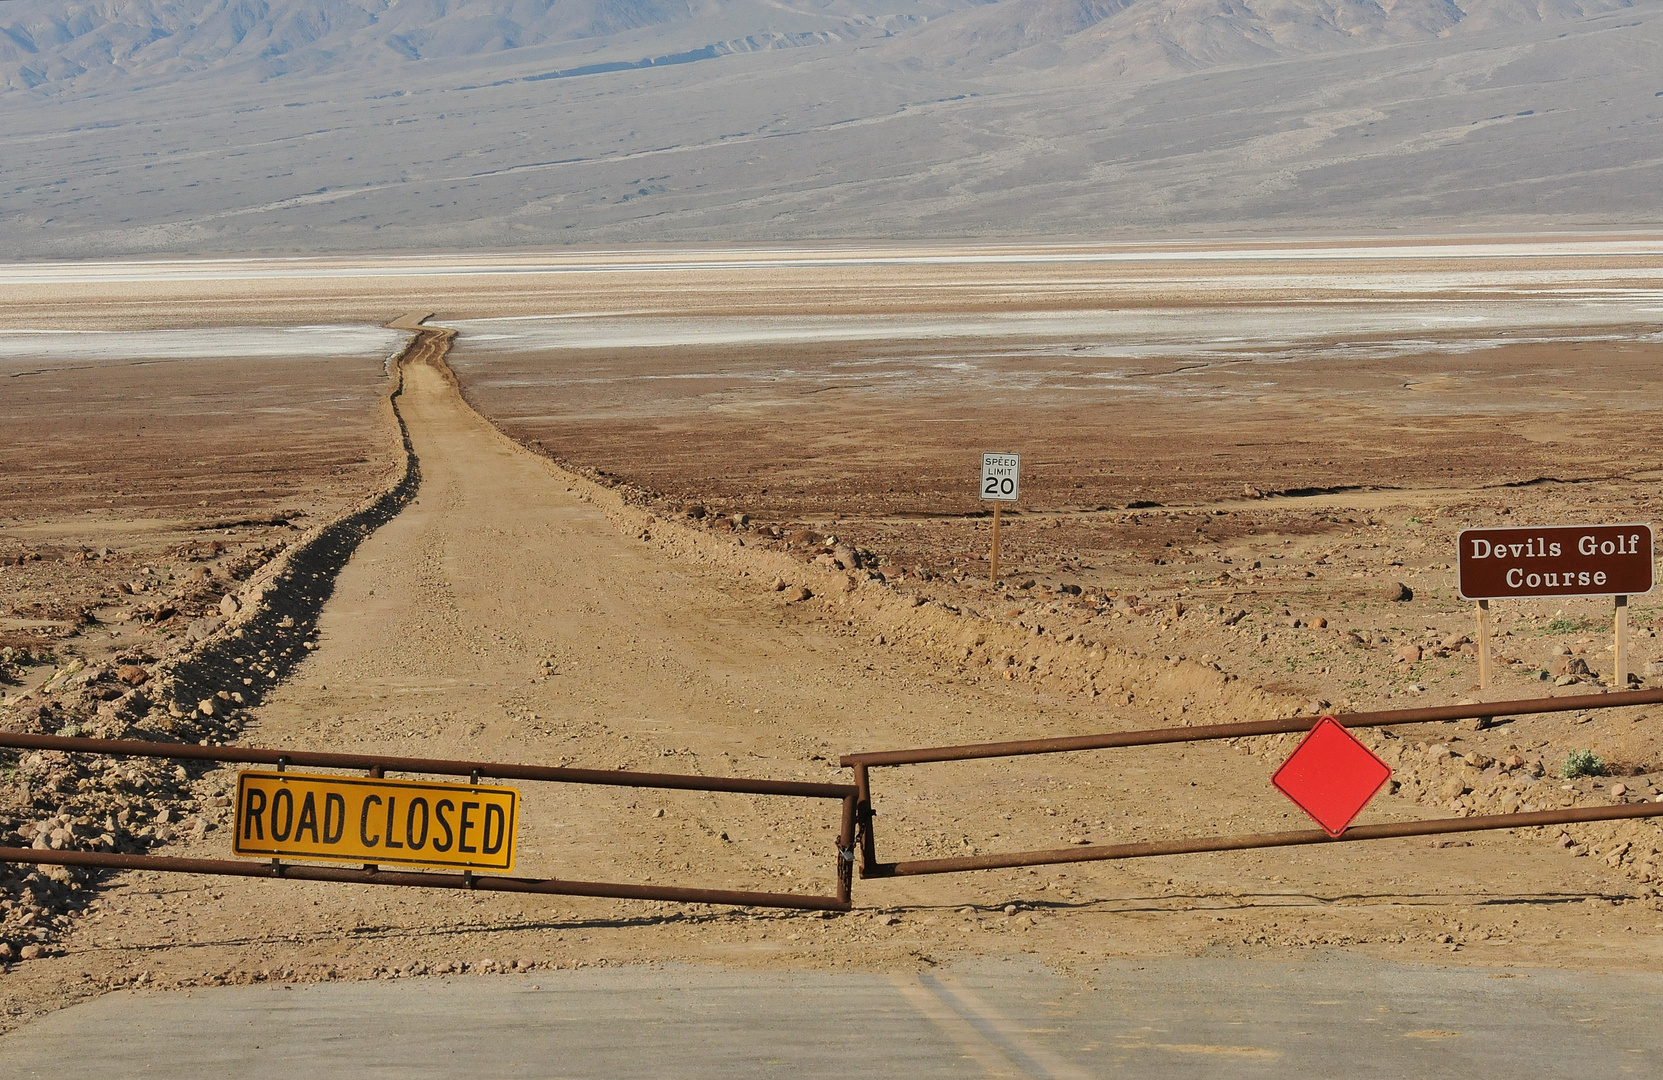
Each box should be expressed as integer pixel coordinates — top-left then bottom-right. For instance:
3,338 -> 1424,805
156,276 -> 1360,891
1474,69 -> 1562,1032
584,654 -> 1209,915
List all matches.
3,238 -> 1663,1046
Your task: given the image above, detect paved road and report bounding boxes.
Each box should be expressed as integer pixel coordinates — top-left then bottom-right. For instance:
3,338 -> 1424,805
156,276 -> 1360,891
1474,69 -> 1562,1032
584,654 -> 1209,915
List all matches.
2,956 -> 1659,1079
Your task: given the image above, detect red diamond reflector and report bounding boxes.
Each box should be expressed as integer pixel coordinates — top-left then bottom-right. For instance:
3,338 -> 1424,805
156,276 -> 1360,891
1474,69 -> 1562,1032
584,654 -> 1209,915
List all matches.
1271,717 -> 1392,837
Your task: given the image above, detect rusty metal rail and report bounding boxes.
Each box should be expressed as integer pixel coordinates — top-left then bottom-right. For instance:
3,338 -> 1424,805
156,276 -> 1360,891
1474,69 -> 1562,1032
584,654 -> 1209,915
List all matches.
841,688 -> 1663,768
0,732 -> 859,911
841,688 -> 1663,879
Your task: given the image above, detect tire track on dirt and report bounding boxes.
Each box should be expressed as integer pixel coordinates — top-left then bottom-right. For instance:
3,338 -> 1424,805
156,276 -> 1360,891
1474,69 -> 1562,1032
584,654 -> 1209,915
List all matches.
151,328 -> 449,728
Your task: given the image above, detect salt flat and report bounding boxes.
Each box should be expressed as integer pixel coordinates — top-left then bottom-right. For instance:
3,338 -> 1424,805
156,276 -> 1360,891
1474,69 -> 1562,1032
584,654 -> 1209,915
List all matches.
0,325 -> 408,366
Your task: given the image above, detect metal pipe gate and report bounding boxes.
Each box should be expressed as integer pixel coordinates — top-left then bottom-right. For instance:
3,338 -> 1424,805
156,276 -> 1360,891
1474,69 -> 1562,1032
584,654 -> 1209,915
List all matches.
6,688 -> 1663,911
0,732 -> 859,911
841,688 -> 1663,879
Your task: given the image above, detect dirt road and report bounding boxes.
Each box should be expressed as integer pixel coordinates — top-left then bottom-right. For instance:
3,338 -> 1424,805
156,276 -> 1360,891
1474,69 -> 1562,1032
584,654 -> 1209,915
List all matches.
3,325 -> 1660,1030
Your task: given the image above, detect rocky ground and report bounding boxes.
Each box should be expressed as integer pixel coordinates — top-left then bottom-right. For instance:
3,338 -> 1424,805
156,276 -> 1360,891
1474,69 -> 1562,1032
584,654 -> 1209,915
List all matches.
0,327 -> 421,969
588,469 -> 1663,877
2,245 -> 1662,1036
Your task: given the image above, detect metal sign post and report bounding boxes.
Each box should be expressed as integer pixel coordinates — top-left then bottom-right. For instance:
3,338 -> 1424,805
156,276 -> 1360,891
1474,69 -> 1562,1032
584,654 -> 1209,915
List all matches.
1457,523 -> 1654,690
980,452 -> 1019,582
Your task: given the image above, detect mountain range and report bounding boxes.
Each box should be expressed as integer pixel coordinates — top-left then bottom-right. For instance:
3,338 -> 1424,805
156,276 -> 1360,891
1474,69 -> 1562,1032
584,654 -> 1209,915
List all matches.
1,0 -> 1659,252
4,0 -> 1644,89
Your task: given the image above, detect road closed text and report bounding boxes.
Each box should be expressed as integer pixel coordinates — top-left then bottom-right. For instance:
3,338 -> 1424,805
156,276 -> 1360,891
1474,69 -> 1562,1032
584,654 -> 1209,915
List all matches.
233,771 -> 518,872
1457,524 -> 1653,600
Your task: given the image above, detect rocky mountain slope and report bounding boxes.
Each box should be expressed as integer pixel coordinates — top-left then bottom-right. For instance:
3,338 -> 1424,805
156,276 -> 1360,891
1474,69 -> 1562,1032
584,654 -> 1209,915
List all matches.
2,0 -> 1659,251
0,0 -> 972,91
2,0 -> 1642,92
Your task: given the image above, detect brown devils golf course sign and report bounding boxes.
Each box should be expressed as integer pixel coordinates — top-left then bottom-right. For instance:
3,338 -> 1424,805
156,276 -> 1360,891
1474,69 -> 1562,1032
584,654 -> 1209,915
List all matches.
1458,523 -> 1654,689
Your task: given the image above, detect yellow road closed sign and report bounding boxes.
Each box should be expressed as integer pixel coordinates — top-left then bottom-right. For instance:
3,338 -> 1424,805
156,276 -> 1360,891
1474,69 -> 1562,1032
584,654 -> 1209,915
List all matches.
234,771 -> 517,873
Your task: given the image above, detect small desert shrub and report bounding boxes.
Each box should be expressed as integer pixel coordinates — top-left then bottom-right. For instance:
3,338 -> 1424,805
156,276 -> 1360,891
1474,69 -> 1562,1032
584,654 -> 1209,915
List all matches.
1545,617 -> 1602,635
1561,750 -> 1605,779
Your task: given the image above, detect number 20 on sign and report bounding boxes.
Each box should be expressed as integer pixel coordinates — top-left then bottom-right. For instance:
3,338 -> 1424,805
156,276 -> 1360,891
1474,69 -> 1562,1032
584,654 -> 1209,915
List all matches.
981,453 -> 1019,582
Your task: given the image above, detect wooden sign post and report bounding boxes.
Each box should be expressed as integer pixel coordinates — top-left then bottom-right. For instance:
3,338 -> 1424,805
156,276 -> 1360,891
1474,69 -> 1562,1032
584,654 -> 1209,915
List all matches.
1616,594 -> 1629,688
1457,523 -> 1654,690
981,452 -> 1020,582
1475,598 -> 1492,688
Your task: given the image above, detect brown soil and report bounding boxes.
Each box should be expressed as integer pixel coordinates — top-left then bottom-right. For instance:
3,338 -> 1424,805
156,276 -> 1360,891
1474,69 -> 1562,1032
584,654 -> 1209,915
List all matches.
2,244 -> 1663,1032
0,328 -> 406,667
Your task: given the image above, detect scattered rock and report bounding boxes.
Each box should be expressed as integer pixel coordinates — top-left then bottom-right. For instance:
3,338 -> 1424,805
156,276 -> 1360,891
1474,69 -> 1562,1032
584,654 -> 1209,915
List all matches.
115,665 -> 150,687
198,697 -> 220,717
784,586 -> 812,603
682,503 -> 707,519
19,944 -> 42,961
219,594 -> 240,617
1393,644 -> 1423,664
186,616 -> 225,642
1441,633 -> 1470,650
1385,582 -> 1413,602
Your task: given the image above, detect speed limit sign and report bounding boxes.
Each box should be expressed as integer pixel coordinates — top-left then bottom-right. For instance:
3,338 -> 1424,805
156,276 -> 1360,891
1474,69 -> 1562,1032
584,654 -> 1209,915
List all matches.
981,453 -> 1020,502
980,452 -> 1019,581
